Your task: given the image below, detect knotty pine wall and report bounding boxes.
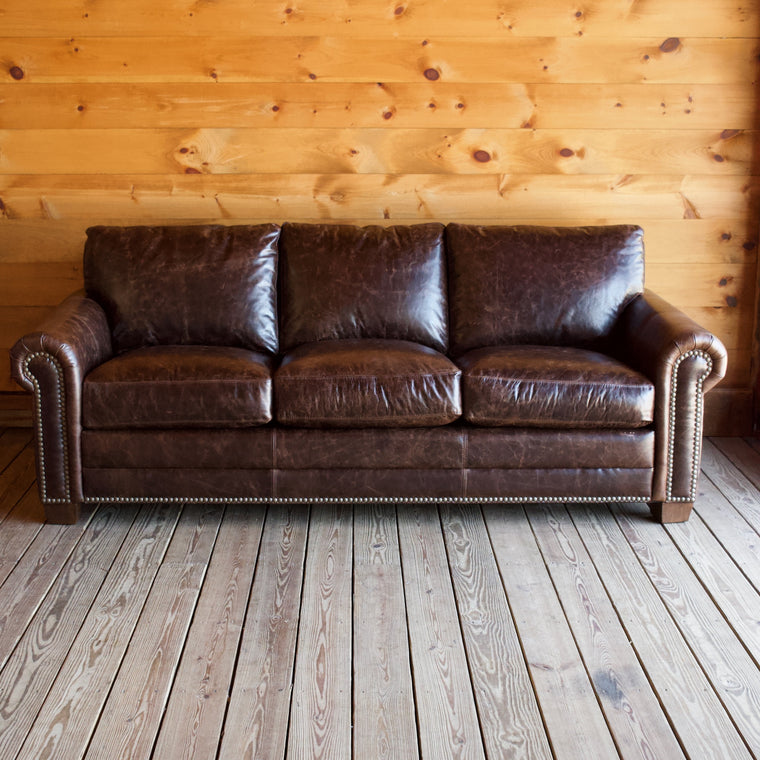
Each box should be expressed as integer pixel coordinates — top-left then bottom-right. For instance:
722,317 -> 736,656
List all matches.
1,0 -> 759,432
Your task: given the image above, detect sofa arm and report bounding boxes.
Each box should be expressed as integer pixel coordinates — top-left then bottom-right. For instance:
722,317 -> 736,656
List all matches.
10,291 -> 112,519
617,290 -> 727,509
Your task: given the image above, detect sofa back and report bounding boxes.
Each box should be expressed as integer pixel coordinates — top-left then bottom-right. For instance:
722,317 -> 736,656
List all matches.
278,222 -> 449,352
446,224 -> 645,355
84,224 -> 280,354
83,222 -> 644,359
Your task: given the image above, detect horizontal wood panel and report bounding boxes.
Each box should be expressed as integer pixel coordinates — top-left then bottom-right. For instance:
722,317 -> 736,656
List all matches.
1,175 -> 757,221
647,262 -> 755,310
1,128 -> 753,176
3,37 -> 757,84
2,83 -> 755,130
1,0 -> 756,38
0,219 -> 756,265
0,263 -> 82,306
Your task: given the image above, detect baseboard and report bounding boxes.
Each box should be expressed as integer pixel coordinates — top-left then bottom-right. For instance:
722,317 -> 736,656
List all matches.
1,387 -> 753,435
704,387 -> 753,437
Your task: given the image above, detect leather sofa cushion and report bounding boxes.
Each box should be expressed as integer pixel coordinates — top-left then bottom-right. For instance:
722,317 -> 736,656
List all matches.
279,223 -> 448,352
459,345 -> 654,428
83,345 -> 273,429
275,339 -> 461,427
84,224 -> 280,354
446,224 -> 644,355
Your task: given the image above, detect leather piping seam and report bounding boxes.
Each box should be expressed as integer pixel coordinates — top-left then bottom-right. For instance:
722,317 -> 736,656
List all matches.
666,349 -> 712,502
81,495 -> 650,505
21,352 -> 71,503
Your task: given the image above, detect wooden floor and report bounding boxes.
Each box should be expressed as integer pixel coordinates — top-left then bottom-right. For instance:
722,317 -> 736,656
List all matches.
0,431 -> 759,759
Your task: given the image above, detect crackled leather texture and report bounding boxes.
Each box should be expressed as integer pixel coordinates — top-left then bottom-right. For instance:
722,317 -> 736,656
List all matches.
458,345 -> 655,429
275,339 -> 461,428
84,224 -> 280,354
83,345 -> 274,429
618,290 -> 728,501
447,224 -> 645,355
279,222 -> 448,352
10,291 -> 113,505
10,223 -> 730,524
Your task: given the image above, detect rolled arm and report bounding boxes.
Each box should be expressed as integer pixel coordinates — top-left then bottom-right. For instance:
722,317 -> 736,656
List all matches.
617,290 -> 727,506
10,291 -> 112,514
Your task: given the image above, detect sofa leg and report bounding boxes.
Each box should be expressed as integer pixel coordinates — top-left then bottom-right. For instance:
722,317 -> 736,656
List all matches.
649,501 -> 693,524
44,501 -> 81,524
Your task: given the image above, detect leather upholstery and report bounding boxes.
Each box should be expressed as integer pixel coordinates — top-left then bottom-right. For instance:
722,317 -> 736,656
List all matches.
617,290 -> 728,502
81,463 -> 653,501
10,291 -> 112,506
458,345 -> 654,428
447,224 -> 644,355
274,427 -> 465,468
10,223 -> 727,524
466,467 -> 653,499
275,339 -> 461,427
465,428 -> 653,468
279,223 -> 448,352
83,345 -> 273,428
84,224 -> 280,354
81,425 -> 652,473
82,429 -> 275,468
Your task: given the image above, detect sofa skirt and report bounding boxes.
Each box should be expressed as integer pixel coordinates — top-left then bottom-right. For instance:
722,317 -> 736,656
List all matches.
80,426 -> 654,503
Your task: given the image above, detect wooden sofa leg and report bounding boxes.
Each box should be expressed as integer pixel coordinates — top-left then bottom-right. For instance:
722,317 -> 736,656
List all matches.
44,501 -> 81,524
649,501 -> 693,524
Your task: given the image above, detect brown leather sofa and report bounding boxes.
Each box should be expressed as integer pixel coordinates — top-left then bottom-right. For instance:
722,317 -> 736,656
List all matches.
10,222 -> 727,524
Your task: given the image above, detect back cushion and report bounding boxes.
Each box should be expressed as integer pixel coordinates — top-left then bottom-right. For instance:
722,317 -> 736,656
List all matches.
84,224 -> 280,354
279,223 -> 448,352
446,224 -> 644,355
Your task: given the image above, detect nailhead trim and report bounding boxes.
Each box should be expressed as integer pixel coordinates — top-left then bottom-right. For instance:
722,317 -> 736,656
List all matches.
21,352 -> 70,503
82,495 -> 650,505
666,349 -> 712,502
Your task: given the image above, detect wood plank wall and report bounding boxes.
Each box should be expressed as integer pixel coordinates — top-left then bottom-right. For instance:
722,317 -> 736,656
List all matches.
1,0 -> 759,431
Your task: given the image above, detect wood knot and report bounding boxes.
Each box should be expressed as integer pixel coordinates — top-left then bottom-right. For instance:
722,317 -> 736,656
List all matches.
659,37 -> 681,53
9,66 -> 24,80
424,68 -> 440,81
473,150 -> 491,163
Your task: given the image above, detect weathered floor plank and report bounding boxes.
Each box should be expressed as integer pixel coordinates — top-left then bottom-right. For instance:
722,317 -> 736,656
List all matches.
573,504 -> 754,760
399,506 -> 485,760
485,505 -> 620,760
613,502 -> 760,754
441,504 -> 553,760
15,504 -> 180,760
0,504 -> 135,759
353,504 -> 419,760
528,504 -> 687,760
151,504 -> 266,760
287,504 -> 353,760
219,504 -> 309,760
83,505 -> 224,760
0,432 -> 757,760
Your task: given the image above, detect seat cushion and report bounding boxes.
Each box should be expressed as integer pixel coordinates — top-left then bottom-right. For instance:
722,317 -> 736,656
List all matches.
84,224 -> 280,354
446,224 -> 644,354
275,339 -> 461,428
459,345 -> 654,428
279,223 -> 448,352
83,345 -> 273,429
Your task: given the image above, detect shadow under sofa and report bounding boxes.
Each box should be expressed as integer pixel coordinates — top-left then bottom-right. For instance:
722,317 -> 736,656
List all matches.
10,222 -> 727,524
